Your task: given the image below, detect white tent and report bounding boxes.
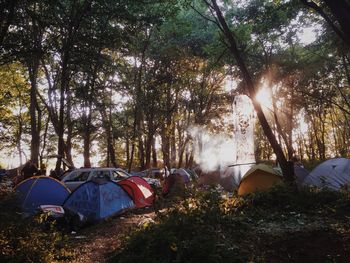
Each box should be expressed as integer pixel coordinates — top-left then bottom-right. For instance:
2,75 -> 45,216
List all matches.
302,158 -> 350,190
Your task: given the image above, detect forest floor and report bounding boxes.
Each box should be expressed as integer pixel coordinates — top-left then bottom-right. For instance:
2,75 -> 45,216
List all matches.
65,187 -> 350,263
3,180 -> 350,263
68,208 -> 157,263
68,213 -> 350,263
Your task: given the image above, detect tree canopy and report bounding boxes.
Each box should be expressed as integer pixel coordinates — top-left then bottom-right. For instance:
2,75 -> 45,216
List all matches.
0,0 -> 349,178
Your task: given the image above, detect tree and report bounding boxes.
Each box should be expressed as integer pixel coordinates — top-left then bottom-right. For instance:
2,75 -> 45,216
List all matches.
199,0 -> 295,182
300,0 -> 350,46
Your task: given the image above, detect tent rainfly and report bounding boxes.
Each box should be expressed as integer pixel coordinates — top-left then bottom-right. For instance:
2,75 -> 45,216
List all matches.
238,164 -> 283,195
118,176 -> 155,208
302,158 -> 350,190
14,176 -> 70,215
63,179 -> 134,222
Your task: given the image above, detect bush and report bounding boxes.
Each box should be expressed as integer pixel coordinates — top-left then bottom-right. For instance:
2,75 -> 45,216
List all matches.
0,190 -> 74,262
109,185 -> 350,263
232,185 -> 350,217
109,188 -> 250,263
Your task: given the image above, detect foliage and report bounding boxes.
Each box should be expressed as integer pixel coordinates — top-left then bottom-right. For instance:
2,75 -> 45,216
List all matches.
110,188 -> 249,263
0,0 -> 350,171
110,185 -> 350,262
0,190 -> 74,262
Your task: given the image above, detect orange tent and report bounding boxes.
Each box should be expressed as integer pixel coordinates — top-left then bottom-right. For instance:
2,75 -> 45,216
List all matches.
238,164 -> 283,196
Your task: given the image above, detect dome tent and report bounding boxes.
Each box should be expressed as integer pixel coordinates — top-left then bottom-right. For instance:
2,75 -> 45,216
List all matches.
172,168 -> 192,183
117,176 -> 155,208
63,179 -> 134,222
302,158 -> 350,190
238,164 -> 283,196
14,176 -> 70,215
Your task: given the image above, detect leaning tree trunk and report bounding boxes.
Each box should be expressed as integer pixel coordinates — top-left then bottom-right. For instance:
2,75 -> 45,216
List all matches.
210,0 -> 294,182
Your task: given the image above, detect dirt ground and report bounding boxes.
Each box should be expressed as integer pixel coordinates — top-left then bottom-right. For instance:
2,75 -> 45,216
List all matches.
69,208 -> 156,263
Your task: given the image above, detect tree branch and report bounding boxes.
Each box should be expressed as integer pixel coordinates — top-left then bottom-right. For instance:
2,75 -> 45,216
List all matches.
300,0 -> 349,46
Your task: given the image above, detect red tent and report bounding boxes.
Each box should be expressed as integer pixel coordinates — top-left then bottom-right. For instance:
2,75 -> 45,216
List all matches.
117,176 -> 155,208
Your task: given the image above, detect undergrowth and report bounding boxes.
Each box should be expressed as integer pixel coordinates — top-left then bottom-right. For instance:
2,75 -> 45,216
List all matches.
109,185 -> 350,263
0,189 -> 75,263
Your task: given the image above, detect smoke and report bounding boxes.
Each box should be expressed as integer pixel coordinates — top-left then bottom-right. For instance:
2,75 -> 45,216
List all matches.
188,125 -> 236,172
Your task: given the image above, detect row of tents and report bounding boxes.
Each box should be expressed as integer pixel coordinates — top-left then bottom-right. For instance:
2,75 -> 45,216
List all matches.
14,158 -> 350,220
14,175 -> 155,222
13,167 -> 199,222
238,158 -> 350,195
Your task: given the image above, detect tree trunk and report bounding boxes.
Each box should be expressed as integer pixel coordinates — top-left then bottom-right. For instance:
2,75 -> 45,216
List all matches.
83,131 -> 91,168
0,0 -> 18,46
28,60 -> 40,167
209,0 -> 294,182
100,107 -> 117,167
128,143 -> 135,172
16,115 -> 23,166
138,134 -> 145,169
161,127 -> 170,168
145,134 -> 153,169
55,49 -> 70,173
323,0 -> 350,45
170,124 -> 177,167
300,0 -> 350,46
65,89 -> 74,167
152,136 -> 158,167
145,115 -> 155,169
109,108 -> 117,167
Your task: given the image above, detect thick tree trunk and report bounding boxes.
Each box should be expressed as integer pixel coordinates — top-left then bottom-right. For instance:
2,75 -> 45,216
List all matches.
210,0 -> 294,182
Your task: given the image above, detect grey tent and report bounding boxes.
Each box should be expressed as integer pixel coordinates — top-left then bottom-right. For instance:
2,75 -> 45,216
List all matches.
302,158 -> 350,190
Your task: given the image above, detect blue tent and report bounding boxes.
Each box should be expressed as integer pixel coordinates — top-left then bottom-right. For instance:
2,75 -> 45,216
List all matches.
14,176 -> 71,215
63,180 -> 134,222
